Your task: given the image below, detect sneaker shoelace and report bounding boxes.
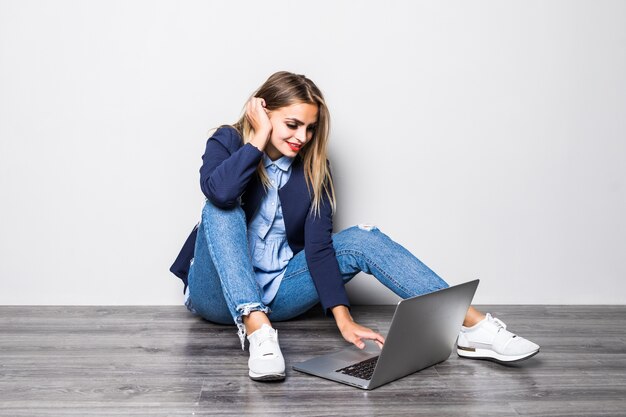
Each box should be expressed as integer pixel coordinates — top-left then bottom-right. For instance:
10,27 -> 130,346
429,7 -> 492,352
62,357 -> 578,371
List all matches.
487,313 -> 507,331
487,314 -> 517,339
252,328 -> 279,356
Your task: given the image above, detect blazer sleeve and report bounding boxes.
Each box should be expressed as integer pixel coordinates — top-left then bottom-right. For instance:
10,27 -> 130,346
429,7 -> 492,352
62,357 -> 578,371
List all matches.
304,168 -> 350,315
199,126 -> 263,208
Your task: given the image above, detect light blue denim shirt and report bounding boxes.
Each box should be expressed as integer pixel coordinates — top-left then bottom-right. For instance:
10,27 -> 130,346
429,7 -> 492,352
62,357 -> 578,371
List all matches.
247,153 -> 295,304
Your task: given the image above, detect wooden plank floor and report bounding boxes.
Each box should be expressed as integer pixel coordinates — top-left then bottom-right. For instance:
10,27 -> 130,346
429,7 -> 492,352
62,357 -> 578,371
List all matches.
1,305 -> 625,416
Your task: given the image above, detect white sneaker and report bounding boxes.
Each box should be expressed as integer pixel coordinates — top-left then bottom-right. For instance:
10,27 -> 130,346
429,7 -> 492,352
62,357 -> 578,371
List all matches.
247,324 -> 285,381
457,313 -> 540,363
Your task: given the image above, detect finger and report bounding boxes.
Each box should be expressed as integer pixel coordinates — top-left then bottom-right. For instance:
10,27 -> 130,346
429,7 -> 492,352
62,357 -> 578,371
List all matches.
254,98 -> 265,115
353,337 -> 365,350
355,329 -> 386,346
248,99 -> 263,119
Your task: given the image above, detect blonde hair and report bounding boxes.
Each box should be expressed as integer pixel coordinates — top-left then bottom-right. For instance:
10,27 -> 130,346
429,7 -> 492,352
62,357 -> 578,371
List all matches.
232,71 -> 336,218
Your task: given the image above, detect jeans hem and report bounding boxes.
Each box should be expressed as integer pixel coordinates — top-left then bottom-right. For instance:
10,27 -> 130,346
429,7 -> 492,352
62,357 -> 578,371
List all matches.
235,302 -> 271,350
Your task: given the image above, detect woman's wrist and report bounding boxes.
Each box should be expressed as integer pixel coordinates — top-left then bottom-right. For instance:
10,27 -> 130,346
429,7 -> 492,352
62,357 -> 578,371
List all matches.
249,130 -> 271,151
331,305 -> 353,328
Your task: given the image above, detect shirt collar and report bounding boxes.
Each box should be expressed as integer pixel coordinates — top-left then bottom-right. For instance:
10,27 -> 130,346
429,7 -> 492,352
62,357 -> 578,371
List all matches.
263,153 -> 294,172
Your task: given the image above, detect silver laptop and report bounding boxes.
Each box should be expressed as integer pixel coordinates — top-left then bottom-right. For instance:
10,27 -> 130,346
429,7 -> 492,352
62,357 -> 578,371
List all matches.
292,279 -> 479,390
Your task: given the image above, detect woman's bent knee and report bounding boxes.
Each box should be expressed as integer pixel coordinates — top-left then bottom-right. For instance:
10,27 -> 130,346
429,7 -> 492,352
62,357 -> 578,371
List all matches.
201,200 -> 248,238
202,198 -> 245,220
357,223 -> 378,232
333,223 -> 387,251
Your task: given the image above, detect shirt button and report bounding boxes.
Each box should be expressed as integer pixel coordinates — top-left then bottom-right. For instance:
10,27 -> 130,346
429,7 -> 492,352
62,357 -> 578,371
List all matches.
271,202 -> 275,206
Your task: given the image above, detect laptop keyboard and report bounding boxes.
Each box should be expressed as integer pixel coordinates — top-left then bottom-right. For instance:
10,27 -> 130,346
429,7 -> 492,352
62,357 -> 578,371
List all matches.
336,356 -> 379,380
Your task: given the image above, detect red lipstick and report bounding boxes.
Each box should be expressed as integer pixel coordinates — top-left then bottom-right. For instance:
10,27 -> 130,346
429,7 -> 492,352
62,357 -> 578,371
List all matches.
287,142 -> 301,152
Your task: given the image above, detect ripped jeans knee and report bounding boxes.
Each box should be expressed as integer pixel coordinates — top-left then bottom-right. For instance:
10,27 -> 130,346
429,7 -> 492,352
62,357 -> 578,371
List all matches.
235,302 -> 271,350
357,223 -> 378,232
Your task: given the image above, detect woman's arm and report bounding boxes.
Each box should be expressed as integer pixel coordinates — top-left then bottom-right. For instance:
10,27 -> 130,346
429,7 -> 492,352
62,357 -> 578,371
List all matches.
200,98 -> 272,208
304,175 -> 351,313
199,128 -> 263,208
303,167 -> 385,349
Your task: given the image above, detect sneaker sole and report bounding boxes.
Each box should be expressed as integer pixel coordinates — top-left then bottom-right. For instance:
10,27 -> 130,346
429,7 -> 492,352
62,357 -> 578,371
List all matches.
457,345 -> 540,363
249,370 -> 286,382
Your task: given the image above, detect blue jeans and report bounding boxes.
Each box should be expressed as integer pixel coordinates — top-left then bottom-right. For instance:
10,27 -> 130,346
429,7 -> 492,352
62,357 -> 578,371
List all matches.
187,200 -> 449,348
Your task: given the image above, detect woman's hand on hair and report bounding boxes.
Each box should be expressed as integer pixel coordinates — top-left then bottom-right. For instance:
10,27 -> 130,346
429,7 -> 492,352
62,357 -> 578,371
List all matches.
246,97 -> 272,140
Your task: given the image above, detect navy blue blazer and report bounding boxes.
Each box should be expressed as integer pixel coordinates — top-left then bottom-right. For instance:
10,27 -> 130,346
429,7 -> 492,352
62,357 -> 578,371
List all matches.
170,126 -> 349,313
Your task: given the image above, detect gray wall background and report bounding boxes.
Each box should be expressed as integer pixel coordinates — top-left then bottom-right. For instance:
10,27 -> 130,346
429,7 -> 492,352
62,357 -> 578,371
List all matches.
1,0 -> 624,305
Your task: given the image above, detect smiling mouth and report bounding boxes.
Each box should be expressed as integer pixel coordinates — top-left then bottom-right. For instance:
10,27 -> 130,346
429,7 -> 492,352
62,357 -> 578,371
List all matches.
287,142 -> 302,151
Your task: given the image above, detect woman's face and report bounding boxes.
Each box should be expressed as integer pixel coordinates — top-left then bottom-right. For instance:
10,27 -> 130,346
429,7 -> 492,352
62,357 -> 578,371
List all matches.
265,102 -> 318,161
